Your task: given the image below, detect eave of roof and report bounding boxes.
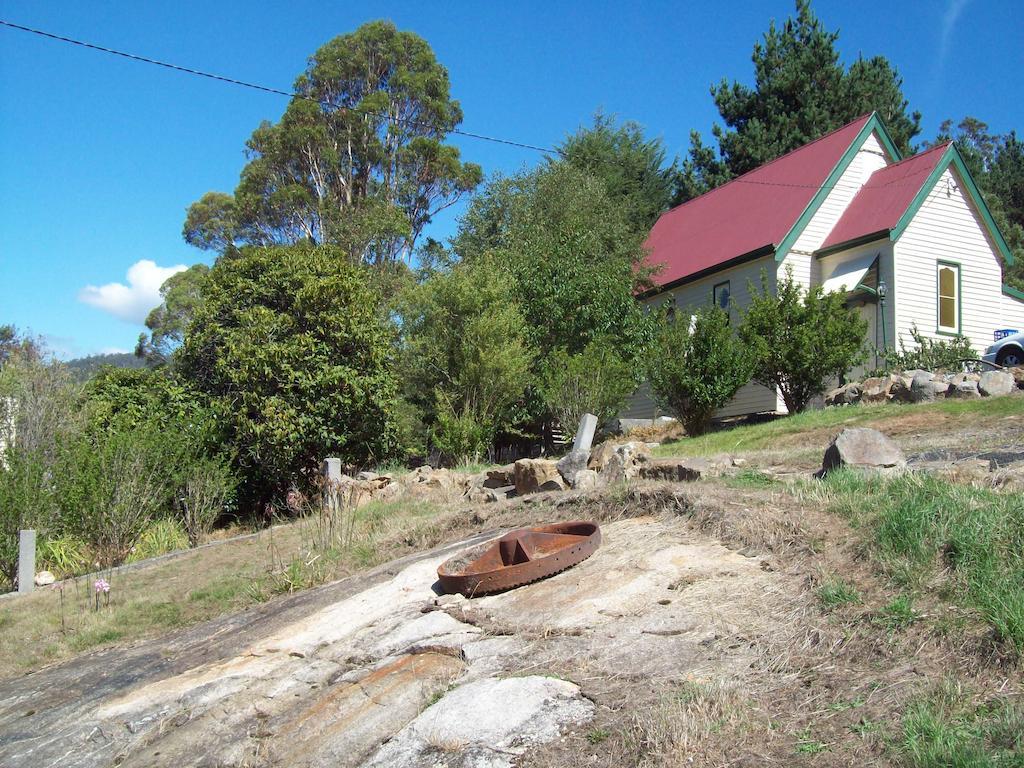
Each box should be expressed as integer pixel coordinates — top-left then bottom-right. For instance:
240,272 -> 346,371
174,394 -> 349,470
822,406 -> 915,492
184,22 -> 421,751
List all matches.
643,113 -> 903,293
818,142 -> 951,253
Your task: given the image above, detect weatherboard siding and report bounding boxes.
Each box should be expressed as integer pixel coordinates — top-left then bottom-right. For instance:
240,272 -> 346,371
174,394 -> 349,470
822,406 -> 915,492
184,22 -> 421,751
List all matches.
623,256 -> 779,421
1000,293 -> 1024,332
779,131 -> 890,287
892,166 -> 1006,354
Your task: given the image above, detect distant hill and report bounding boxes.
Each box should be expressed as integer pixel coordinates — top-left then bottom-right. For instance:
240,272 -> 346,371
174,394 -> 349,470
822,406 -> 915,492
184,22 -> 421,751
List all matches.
65,352 -> 148,381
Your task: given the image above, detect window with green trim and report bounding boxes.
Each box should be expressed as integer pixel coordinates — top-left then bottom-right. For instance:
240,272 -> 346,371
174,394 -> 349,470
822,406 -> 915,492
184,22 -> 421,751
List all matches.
937,262 -> 960,333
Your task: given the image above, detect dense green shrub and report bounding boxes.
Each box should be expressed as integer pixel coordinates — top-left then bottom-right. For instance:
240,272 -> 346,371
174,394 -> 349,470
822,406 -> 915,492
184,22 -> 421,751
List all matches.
432,408 -> 493,466
540,336 -> 637,433
453,164 -> 655,438
178,244 -> 402,505
883,324 -> 977,372
399,258 -> 533,462
740,269 -> 867,413
647,306 -> 753,435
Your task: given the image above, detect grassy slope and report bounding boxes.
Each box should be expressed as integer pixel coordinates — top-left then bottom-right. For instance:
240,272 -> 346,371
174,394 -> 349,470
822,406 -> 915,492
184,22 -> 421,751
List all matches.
653,396 -> 1024,459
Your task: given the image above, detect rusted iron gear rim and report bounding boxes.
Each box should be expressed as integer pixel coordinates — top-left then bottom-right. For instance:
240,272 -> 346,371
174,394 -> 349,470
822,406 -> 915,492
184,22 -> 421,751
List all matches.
436,521 -> 601,597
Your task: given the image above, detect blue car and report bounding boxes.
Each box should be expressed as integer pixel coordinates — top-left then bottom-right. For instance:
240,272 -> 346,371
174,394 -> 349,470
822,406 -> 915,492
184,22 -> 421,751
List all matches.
983,331 -> 1024,368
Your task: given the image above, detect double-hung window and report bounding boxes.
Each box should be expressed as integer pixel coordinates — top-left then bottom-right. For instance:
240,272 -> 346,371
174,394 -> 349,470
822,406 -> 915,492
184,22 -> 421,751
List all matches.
936,262 -> 960,334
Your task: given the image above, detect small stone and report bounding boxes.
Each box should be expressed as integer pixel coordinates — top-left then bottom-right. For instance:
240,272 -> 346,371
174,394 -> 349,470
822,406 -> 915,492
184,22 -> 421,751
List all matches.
979,370 -> 1015,397
34,570 -> 55,586
820,427 -> 906,476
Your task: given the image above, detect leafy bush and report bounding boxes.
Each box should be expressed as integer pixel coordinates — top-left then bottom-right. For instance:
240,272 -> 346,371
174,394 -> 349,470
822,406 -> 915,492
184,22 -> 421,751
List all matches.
883,324 -> 977,372
178,244 -> 402,505
177,455 -> 236,547
647,306 -> 753,435
739,269 -> 867,413
59,419 -> 182,568
540,336 -> 637,434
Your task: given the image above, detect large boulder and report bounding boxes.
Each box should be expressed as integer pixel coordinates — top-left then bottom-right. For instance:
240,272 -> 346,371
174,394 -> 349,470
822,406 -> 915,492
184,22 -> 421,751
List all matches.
513,459 -> 567,495
402,466 -> 464,499
483,464 -> 515,488
638,458 -> 704,482
860,375 -> 896,404
587,439 -> 618,471
555,449 -> 590,487
820,428 -> 906,476
572,469 -> 600,491
600,442 -> 652,483
910,370 -> 948,402
979,370 -> 1016,397
948,378 -> 981,399
1009,366 -> 1024,389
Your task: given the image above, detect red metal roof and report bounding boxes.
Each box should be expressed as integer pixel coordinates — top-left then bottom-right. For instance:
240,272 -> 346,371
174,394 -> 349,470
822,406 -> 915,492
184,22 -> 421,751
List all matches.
820,142 -> 950,251
644,114 -> 873,289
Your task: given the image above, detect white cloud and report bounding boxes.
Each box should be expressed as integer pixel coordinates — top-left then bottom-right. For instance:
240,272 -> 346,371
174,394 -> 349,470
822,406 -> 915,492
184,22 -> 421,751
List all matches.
938,0 -> 969,72
100,347 -> 131,355
79,259 -> 188,324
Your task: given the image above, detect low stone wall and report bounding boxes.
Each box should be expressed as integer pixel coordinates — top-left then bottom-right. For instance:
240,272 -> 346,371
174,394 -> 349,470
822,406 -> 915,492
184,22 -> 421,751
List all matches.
825,366 -> 1024,407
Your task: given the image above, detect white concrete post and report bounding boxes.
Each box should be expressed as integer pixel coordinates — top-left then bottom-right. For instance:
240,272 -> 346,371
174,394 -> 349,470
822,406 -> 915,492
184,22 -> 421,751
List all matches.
321,458 -> 342,513
572,413 -> 598,454
17,529 -> 35,594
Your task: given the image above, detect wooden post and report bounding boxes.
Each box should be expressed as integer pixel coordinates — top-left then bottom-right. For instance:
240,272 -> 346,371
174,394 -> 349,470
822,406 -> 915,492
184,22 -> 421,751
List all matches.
17,529 -> 35,594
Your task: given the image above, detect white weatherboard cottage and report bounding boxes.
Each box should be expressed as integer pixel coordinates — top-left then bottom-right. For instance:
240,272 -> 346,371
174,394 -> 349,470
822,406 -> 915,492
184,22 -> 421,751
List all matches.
624,112 -> 1024,420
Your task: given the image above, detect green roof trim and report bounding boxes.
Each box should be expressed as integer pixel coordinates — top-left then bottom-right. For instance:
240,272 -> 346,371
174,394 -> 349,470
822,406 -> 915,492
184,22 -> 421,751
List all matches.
1004,284 -> 1024,302
775,112 -> 902,261
890,144 -> 1014,266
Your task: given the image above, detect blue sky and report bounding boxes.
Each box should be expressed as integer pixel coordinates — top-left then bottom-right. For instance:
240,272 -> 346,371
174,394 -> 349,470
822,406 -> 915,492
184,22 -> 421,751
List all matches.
1,0 -> 1021,358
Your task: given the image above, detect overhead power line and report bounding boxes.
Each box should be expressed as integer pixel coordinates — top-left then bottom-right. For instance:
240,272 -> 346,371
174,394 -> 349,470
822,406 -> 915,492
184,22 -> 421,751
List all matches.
1,19 -> 943,195
0,19 -> 559,155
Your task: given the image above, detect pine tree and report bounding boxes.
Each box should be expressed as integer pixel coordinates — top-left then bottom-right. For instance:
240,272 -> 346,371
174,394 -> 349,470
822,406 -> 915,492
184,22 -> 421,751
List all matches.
675,0 -> 920,203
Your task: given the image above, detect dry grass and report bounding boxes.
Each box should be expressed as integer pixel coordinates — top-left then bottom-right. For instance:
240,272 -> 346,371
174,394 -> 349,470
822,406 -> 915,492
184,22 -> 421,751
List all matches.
0,498 -> 449,679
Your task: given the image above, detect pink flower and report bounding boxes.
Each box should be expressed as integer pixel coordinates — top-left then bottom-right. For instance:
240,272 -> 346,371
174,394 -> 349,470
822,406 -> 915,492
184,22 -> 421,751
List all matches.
94,578 -> 111,594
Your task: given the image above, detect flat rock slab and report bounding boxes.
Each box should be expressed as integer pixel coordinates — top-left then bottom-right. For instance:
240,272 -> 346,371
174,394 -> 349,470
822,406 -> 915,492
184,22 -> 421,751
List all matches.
364,676 -> 594,767
0,510 -> 800,768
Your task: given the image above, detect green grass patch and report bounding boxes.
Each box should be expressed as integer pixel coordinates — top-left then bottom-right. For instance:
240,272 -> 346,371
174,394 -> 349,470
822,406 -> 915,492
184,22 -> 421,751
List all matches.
898,682 -> 1023,767
723,469 -> 781,489
877,594 -> 919,631
817,576 -> 861,610
654,396 -> 1023,459
794,727 -> 829,754
818,470 -> 1024,651
586,727 -> 611,744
